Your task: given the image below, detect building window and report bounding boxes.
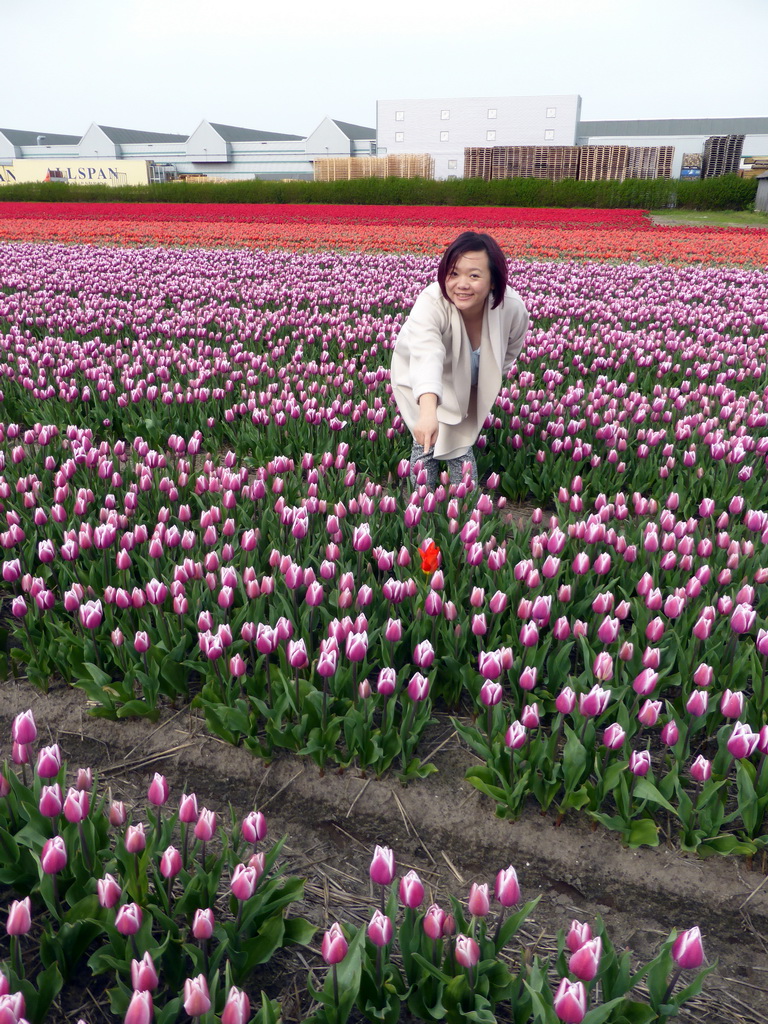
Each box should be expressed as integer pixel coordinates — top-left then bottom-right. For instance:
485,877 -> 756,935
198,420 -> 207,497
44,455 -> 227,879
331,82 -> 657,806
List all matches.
440,131 -> 449,142
395,132 -> 404,143
441,109 -> 450,120
546,107 -> 556,118
486,130 -> 496,142
448,159 -> 457,169
395,111 -> 404,121
544,129 -> 554,140
487,108 -> 497,119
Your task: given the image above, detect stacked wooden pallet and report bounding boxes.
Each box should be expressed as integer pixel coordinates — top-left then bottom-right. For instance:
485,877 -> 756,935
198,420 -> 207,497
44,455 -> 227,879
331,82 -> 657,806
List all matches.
702,136 -> 745,178
313,155 -> 435,181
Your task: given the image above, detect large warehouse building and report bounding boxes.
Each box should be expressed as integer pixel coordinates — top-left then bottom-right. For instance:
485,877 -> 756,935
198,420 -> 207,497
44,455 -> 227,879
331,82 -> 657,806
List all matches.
2,97 -> 767,184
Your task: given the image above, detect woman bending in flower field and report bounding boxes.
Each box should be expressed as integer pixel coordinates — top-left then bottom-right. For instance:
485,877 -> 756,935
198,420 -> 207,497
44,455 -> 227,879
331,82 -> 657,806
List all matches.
391,231 -> 529,488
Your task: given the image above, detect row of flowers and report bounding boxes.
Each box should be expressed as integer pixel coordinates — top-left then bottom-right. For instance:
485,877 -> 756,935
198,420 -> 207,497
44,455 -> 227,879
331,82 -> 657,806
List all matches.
0,709 -> 713,1024
0,215 -> 766,263
0,203 -> 653,228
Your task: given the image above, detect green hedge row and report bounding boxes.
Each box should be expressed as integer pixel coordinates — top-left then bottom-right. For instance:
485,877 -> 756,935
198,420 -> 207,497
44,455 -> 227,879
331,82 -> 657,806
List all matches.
0,173 -> 758,210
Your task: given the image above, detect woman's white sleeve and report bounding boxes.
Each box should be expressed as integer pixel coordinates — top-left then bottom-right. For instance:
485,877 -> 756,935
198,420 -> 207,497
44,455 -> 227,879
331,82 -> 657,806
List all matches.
400,291 -> 449,402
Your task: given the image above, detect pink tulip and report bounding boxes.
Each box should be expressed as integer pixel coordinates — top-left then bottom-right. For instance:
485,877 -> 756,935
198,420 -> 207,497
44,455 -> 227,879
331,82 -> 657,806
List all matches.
720,689 -> 744,718
179,793 -> 198,823
192,908 -> 215,940
671,926 -> 704,969
115,903 -> 143,936
125,824 -> 146,853
41,835 -> 67,874
124,990 -> 153,1024
36,744 -> 62,779
231,863 -> 259,900
407,673 -> 430,701
692,663 -> 713,688
241,811 -> 267,845
603,723 -> 626,750
638,700 -> 662,727
686,691 -> 709,717
423,903 -> 446,940
579,685 -> 610,717
131,951 -> 159,992
553,977 -> 587,1023
495,865 -> 520,907
221,987 -> 250,1024
592,652 -> 613,681
369,845 -> 396,886
160,846 -> 182,879
629,750 -> 652,776
555,686 -> 576,714
194,808 -> 216,841
455,934 -> 480,968
468,882 -> 490,917
321,922 -> 348,964
11,710 -> 36,745
480,680 -> 503,706
632,668 -> 658,696
399,870 -> 425,908
39,783 -> 63,818
520,703 -> 540,729
566,920 -> 592,953
147,773 -> 169,806
505,721 -> 527,749
690,756 -> 711,782
519,666 -> 538,691
184,974 -> 211,1017
367,909 -> 393,947
98,874 -> 122,909
569,936 -> 602,981
661,720 -> 679,746
63,787 -> 90,823
727,722 -> 760,759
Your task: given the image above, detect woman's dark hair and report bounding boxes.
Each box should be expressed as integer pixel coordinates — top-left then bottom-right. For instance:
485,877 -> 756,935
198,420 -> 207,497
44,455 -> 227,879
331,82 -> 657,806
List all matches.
437,231 -> 508,309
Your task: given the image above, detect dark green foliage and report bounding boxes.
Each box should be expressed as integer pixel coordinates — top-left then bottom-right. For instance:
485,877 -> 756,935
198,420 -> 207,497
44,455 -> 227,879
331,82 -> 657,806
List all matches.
0,174 -> 758,210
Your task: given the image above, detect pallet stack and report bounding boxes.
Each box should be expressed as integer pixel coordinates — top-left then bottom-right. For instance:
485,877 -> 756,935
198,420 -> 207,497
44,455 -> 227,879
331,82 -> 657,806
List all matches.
464,144 -> 673,182
624,146 -> 674,179
313,154 -> 435,181
701,136 -> 745,178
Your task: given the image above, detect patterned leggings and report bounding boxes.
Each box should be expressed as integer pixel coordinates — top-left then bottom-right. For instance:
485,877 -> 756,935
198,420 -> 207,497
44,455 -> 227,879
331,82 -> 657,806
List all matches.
409,442 -> 478,488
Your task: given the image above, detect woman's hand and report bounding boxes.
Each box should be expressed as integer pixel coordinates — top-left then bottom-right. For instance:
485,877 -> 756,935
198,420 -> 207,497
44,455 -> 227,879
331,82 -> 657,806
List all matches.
414,393 -> 439,453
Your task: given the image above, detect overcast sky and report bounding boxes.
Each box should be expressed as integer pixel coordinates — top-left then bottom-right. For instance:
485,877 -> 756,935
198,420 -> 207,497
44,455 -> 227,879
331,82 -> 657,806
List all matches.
4,0 -> 767,137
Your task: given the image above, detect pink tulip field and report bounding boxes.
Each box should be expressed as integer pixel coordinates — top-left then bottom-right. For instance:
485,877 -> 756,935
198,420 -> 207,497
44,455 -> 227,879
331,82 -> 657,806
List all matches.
0,206 -> 765,1021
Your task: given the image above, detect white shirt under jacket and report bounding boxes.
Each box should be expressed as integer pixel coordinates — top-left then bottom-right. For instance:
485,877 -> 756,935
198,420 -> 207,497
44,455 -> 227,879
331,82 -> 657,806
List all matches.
391,281 -> 529,460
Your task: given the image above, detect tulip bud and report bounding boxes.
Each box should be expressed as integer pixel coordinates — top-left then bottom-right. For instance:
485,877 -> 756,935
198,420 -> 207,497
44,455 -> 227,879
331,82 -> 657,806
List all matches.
454,934 -> 480,967
321,922 -> 348,964
115,902 -> 143,936
184,974 -> 212,1017
369,845 -> 396,886
553,977 -> 587,1023
566,920 -> 591,953
671,926 -> 704,969
569,936 -> 602,981
495,865 -> 520,907
467,882 -> 490,917
97,873 -> 122,909
131,951 -> 159,992
221,986 -> 250,1024
367,908 -> 393,947
399,870 -> 425,908
192,908 -> 215,939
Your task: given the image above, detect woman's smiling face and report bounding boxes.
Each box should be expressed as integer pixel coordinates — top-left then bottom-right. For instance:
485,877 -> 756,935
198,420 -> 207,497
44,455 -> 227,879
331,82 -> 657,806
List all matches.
445,250 -> 492,317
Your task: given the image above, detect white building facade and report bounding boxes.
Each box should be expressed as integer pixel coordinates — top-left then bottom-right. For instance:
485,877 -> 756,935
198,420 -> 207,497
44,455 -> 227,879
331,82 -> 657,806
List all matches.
377,95 -> 582,179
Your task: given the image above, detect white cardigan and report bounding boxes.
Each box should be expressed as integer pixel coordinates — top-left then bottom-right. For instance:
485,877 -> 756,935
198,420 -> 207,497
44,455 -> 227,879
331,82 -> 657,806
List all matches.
391,282 -> 529,459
